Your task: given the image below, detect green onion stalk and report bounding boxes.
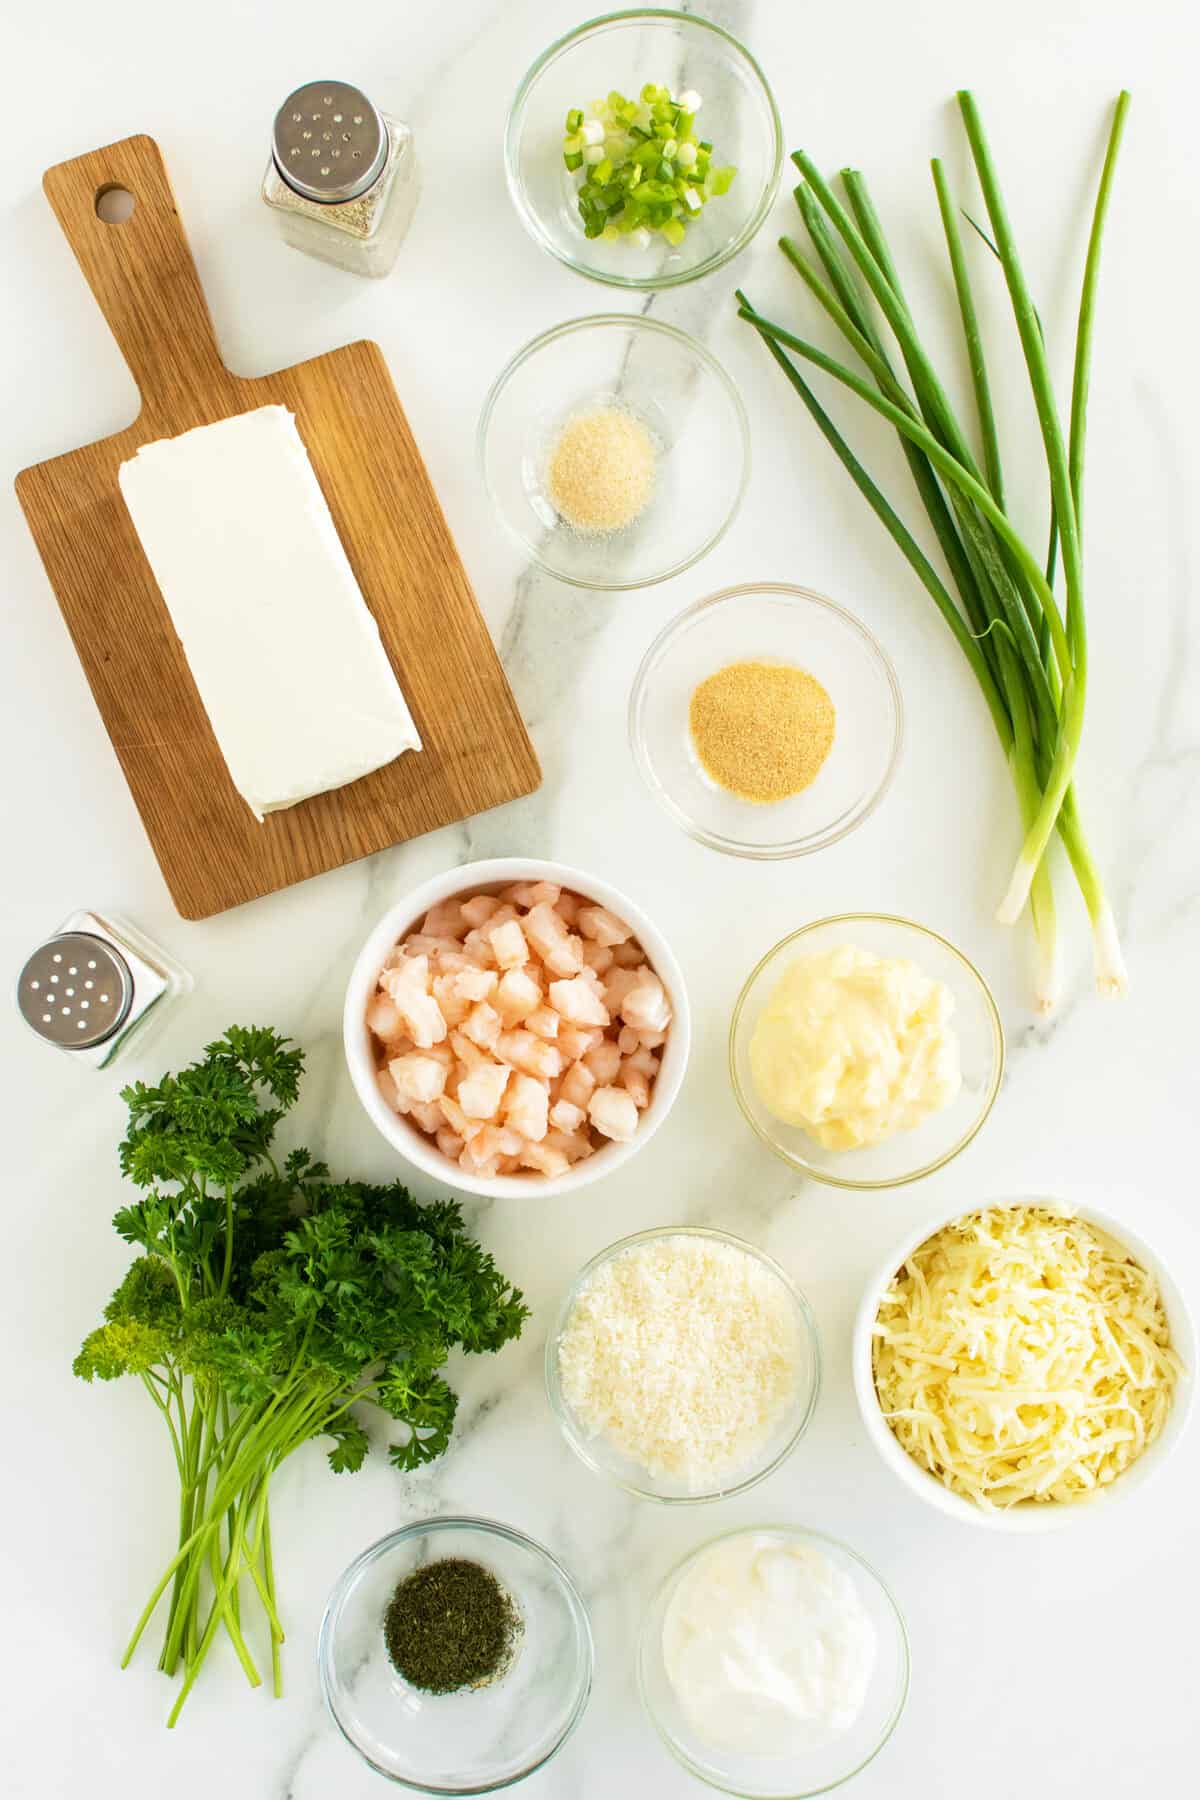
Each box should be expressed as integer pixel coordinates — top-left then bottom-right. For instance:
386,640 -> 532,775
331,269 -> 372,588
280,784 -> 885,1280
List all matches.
737,90 -> 1130,1009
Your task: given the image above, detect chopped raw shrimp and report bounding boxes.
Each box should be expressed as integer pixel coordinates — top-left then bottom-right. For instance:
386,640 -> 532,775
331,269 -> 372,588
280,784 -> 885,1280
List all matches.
465,1123 -> 525,1168
460,893 -> 501,929
620,973 -> 672,1034
625,1045 -> 659,1076
435,1126 -> 463,1160
619,1061 -> 651,1108
505,1072 -> 549,1142
460,1001 -> 502,1051
421,899 -> 466,940
497,1028 -> 563,1081
611,941 -> 645,968
519,1140 -> 568,1177
549,1098 -> 586,1134
523,901 -> 584,976
583,1039 -> 622,1086
438,1095 -> 473,1139
459,1143 -> 501,1177
489,917 -> 529,970
462,927 -> 498,967
588,1086 -> 639,1142
548,976 -> 609,1027
526,1006 -> 560,1041
495,967 -> 542,1026
555,891 -> 581,927
581,941 -> 615,975
637,1029 -> 667,1050
559,1061 -> 596,1110
617,1025 -> 641,1055
380,956 -> 447,1048
402,932 -> 465,959
457,1059 -> 511,1120
388,1052 -> 448,1105
501,879 -> 562,908
603,965 -> 645,1012
497,1155 -> 523,1175
449,1030 -> 488,1070
431,974 -> 470,1028
376,1067 -> 403,1112
408,1099 -> 444,1134
366,993 -> 406,1043
545,1126 -> 592,1163
577,905 -> 633,947
557,1022 -> 602,1062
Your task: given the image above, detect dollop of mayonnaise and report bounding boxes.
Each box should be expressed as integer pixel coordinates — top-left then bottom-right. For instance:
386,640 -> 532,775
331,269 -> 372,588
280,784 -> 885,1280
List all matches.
661,1535 -> 877,1754
748,944 -> 961,1150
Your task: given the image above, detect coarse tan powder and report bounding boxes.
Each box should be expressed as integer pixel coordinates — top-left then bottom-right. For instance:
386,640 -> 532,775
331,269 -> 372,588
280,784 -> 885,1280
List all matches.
689,660 -> 836,804
546,406 -> 657,535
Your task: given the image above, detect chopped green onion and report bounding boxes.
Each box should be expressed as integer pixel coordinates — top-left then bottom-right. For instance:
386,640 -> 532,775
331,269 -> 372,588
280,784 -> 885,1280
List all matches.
566,109 -> 583,133
560,82 -> 737,249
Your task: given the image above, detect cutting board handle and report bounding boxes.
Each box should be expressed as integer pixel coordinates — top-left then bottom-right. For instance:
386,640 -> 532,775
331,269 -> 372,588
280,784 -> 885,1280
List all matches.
42,134 -> 228,414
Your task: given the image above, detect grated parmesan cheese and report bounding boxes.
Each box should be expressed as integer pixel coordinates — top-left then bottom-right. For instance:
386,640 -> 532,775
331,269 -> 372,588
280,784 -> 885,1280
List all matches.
872,1206 -> 1181,1510
556,1234 -> 804,1492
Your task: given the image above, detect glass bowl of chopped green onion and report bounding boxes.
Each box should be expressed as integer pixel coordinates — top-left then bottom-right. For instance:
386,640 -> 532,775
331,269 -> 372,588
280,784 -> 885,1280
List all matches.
546,1225 -> 821,1503
319,1516 -> 593,1790
505,9 -> 782,288
629,584 -> 904,856
479,314 -> 749,589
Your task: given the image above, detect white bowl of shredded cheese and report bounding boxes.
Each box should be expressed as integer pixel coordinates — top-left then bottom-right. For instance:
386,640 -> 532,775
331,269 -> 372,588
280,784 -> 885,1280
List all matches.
853,1197 -> 1194,1531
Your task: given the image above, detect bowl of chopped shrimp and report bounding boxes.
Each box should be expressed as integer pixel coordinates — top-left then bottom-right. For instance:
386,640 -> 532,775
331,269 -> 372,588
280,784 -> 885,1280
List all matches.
344,858 -> 691,1197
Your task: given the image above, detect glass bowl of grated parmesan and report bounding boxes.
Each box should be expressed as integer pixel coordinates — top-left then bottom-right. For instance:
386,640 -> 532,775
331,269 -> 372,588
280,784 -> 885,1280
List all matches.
478,315 -> 749,590
546,1225 -> 820,1503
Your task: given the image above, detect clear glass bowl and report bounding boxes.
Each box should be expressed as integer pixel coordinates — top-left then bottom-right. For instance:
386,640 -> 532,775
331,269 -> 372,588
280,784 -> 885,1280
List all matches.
505,9 -> 783,289
318,1517 -> 593,1791
478,315 -> 749,590
546,1225 -> 821,1502
638,1526 -> 910,1797
628,583 -> 903,857
730,915 -> 1005,1189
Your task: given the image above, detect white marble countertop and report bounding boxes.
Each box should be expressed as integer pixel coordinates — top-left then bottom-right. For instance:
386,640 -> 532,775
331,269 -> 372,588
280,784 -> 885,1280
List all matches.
3,1 -> 1198,1795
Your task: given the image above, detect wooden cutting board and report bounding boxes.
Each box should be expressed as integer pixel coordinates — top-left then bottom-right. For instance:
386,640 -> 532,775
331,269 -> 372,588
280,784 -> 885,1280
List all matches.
15,135 -> 540,920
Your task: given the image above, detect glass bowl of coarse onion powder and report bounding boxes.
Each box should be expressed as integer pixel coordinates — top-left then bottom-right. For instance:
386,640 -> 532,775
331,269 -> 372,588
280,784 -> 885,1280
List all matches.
319,1517 -> 593,1790
478,315 -> 749,590
628,583 -> 904,858
546,1226 -> 820,1503
638,1526 -> 910,1797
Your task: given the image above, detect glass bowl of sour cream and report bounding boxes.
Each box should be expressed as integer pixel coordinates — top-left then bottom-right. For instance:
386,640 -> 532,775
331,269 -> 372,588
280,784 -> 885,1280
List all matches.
729,913 -> 1005,1189
639,1526 -> 910,1797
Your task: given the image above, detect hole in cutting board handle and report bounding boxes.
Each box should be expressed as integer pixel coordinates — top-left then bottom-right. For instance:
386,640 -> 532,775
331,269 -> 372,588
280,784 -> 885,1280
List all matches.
95,185 -> 136,225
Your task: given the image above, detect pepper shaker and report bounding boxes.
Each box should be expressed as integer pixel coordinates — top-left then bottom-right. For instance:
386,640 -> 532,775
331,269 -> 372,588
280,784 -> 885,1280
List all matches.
261,80 -> 419,278
16,911 -> 191,1070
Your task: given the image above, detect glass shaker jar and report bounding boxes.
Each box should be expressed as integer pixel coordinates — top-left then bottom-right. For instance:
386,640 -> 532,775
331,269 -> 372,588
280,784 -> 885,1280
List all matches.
262,80 -> 418,278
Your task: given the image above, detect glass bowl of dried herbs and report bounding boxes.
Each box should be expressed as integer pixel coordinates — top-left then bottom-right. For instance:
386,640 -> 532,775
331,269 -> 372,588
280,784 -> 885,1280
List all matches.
319,1516 -> 594,1790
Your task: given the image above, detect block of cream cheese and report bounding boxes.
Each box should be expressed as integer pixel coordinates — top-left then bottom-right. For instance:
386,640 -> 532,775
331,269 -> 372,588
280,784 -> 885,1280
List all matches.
118,406 -> 421,820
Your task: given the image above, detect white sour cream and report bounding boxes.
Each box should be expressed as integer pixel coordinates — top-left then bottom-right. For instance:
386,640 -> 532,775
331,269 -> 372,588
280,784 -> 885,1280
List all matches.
661,1534 -> 877,1754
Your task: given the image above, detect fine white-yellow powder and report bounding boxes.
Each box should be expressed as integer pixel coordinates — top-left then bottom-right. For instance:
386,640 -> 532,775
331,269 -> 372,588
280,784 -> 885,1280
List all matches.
546,405 -> 657,535
556,1235 -> 804,1491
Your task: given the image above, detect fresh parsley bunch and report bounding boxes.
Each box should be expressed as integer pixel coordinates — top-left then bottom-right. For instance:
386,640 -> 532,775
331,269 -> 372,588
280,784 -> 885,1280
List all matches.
75,1026 -> 528,1726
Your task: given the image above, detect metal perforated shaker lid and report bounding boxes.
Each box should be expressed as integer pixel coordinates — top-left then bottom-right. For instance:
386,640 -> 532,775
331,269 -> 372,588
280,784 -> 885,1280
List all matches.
272,81 -> 388,204
18,932 -> 134,1050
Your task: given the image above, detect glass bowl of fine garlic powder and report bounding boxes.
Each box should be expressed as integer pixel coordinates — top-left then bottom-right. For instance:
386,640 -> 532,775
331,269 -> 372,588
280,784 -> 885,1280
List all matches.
478,314 -> 749,590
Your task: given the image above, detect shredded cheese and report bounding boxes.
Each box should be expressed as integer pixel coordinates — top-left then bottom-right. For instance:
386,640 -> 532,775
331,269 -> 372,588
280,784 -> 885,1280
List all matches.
872,1206 -> 1181,1509
557,1235 -> 804,1491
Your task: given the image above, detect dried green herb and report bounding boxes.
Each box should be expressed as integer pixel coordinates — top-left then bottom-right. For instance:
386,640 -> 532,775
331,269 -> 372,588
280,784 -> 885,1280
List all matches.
384,1557 -> 522,1695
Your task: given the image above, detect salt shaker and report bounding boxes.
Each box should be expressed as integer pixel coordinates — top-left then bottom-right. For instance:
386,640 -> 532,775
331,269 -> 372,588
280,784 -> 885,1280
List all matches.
261,80 -> 419,278
16,911 -> 191,1070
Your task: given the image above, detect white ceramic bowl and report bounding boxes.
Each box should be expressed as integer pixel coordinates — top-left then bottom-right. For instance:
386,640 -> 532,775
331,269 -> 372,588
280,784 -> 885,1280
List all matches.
344,858 -> 691,1199
852,1195 -> 1196,1532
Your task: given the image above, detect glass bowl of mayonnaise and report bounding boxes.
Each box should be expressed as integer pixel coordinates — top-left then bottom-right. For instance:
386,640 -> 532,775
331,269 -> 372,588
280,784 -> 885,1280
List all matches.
639,1526 -> 910,1797
729,914 -> 1004,1189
